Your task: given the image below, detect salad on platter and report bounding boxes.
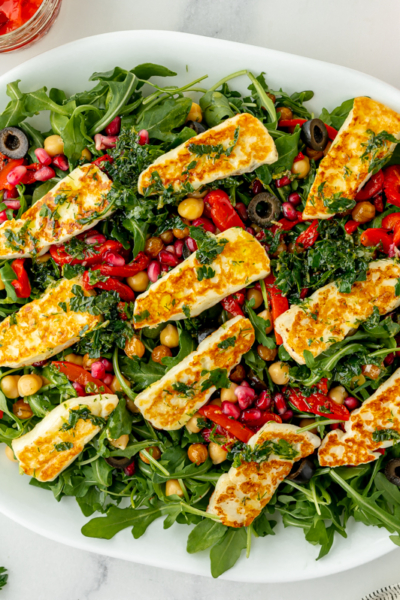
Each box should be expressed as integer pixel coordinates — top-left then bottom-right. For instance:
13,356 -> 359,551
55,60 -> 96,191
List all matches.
1,63 -> 400,577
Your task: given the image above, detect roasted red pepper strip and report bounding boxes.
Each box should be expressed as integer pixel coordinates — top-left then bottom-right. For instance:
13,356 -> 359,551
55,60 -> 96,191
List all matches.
296,220 -> 319,248
374,195 -> 384,213
264,273 -> 289,345
198,404 -> 254,443
286,388 -> 350,420
99,251 -> 150,278
205,190 -> 245,232
394,222 -> 400,247
0,158 -> 24,190
344,220 -> 360,235
92,154 -> 114,169
50,239 -> 124,266
384,165 -> 400,207
83,270 -> 135,302
382,213 -> 400,230
52,361 -> 113,394
278,119 -> 337,140
355,170 -> 384,201
11,259 -> 31,298
271,214 -> 303,234
360,228 -> 393,254
221,295 -> 244,317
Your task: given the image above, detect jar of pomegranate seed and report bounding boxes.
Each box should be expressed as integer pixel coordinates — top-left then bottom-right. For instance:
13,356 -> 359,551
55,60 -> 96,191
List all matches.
0,0 -> 62,53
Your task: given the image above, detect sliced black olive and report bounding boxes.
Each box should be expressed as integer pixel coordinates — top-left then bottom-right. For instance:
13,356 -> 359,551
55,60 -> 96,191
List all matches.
301,119 -> 328,152
287,458 -> 315,484
247,192 -> 280,227
105,456 -> 132,469
183,242 -> 192,260
186,120 -> 207,135
0,127 -> 29,159
385,458 -> 400,487
247,369 -> 268,391
197,327 -> 217,345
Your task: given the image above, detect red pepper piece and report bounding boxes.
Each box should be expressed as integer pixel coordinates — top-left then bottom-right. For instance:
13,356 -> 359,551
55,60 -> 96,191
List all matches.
0,410 -> 3,419
83,270 -> 135,302
344,220 -> 360,235
198,404 -> 254,443
205,189 -> 245,232
221,295 -> 244,317
384,165 -> 400,207
264,273 -> 289,345
317,378 -> 329,395
287,388 -> 350,420
52,361 -> 113,394
50,239 -> 124,266
99,251 -> 149,278
0,158 -> 24,190
293,151 -> 305,163
382,213 -> 400,230
355,170 -> 384,201
360,228 -> 393,254
394,222 -> 400,247
296,220 -> 319,249
374,195 -> 384,213
92,154 -> 114,170
11,259 -> 31,298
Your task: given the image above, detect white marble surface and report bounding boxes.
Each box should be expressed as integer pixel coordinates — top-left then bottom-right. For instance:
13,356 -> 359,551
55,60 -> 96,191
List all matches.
1,0 -> 400,598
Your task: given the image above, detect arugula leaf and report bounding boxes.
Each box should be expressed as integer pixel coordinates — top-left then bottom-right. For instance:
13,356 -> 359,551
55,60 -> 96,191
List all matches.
210,527 -> 247,578
162,328 -> 195,370
199,90 -> 234,128
89,72 -> 138,136
187,519 -> 227,553
137,97 -> 192,142
245,302 -> 275,348
0,567 -> 8,591
319,99 -> 354,130
120,356 -> 166,391
107,397 -> 133,439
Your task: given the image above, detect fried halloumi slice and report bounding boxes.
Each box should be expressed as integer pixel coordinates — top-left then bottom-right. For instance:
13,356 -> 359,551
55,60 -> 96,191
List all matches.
207,422 -> 320,527
274,259 -> 400,365
134,316 -> 254,430
303,97 -> 400,220
319,368 -> 400,467
0,164 -> 112,259
137,113 -> 278,195
12,394 -> 118,482
133,228 -> 270,329
0,277 -> 101,368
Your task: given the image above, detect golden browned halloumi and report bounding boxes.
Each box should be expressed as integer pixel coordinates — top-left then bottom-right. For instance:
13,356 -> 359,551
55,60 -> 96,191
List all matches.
12,394 -> 118,482
274,259 -> 400,365
303,97 -> 400,219
0,164 -> 112,259
318,368 -> 400,467
133,228 -> 270,329
0,277 -> 101,368
137,113 -> 278,195
207,422 -> 320,527
134,316 -> 254,430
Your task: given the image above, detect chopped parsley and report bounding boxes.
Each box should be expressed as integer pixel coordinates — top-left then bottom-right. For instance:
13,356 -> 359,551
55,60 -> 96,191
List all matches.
54,441 -> 74,452
4,220 -> 31,251
361,130 -> 399,172
228,439 -> 299,468
189,226 -> 228,265
196,265 -> 215,281
134,310 -> 150,323
171,381 -> 196,398
188,126 -> 239,161
218,336 -> 237,350
372,428 -> 400,443
200,368 -> 231,392
60,406 -> 106,432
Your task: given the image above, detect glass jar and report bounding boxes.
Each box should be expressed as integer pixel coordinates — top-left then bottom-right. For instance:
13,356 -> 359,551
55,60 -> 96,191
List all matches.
0,0 -> 62,53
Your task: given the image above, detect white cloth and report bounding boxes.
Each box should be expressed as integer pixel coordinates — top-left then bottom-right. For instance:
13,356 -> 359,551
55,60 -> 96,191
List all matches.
362,584 -> 400,600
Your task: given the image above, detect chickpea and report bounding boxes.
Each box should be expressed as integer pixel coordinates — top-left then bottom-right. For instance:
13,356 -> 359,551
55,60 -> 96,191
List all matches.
0,273 -> 5,291
220,382 -> 238,402
267,92 -> 276,104
186,101 -> 203,123
83,354 -> 96,370
298,418 -> 318,434
165,479 -> 184,497
257,309 -> 273,334
351,201 -> 376,224
127,271 -> 149,292
160,229 -> 174,244
257,345 -> 278,362
126,398 -> 140,413
210,397 -> 222,407
209,442 -> 228,465
109,434 -> 129,450
139,446 -> 162,464
351,374 -> 366,388
271,241 -> 287,257
187,189 -> 208,199
36,253 -> 51,264
173,218 -> 190,239
110,374 -> 131,394
246,288 -> 263,310
278,107 -> 293,120
64,353 -> 84,367
328,385 -> 347,405
187,443 -> 208,465
125,336 -> 145,359
178,198 -> 204,221
230,364 -> 246,383
305,147 -> 324,161
13,399 -> 33,419
323,141 -> 332,156
44,134 -> 64,157
268,361 -> 290,385
186,412 -> 203,434
151,345 -> 172,364
5,445 -> 17,462
18,374 -> 42,397
144,237 -> 164,259
362,364 -> 381,380
81,148 -> 92,161
292,156 -> 311,179
160,324 -> 179,348
1,375 -> 20,399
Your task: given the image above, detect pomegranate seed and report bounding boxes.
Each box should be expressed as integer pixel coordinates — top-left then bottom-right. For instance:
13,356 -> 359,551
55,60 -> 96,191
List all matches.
185,237 -> 198,253
376,448 -> 386,455
124,460 -> 136,476
34,166 -> 56,182
300,288 -> 309,299
373,195 -> 384,213
235,202 -> 248,222
330,423 -> 345,432
7,165 -> 27,186
344,397 -> 361,411
388,243 -> 397,258
275,176 -> 291,188
255,231 -> 265,241
105,116 -> 121,136
165,245 -> 176,254
103,373 -> 113,386
282,202 -> 298,221
101,358 -> 113,372
255,390 -> 272,410
241,380 -> 251,387
52,154 -> 69,171
241,408 -> 262,424
94,134 -> 118,152
246,227 -> 255,236
274,393 -> 287,415
161,264 -> 169,273
4,200 -> 20,210
191,217 -> 216,233
174,239 -> 184,258
147,261 -> 161,282
235,385 -> 256,410
0,211 -> 8,223
35,148 -> 52,166
281,409 -> 293,422
3,188 -> 19,199
138,130 -> 149,145
32,360 -> 48,367
158,250 -> 179,267
85,233 -> 106,245
221,401 -> 241,419
288,192 -> 301,207
105,251 -> 126,266
73,382 -> 86,396
91,361 -> 106,380
384,352 -> 395,366
251,180 -> 263,195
